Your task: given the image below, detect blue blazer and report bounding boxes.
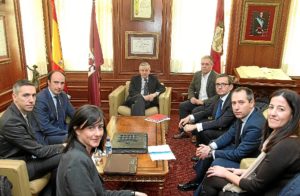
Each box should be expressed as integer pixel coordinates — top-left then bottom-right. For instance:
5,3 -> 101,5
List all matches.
34,88 -> 75,141
214,107 -> 266,162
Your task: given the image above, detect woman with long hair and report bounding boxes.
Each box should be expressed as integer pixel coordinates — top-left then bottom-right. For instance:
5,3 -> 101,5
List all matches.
200,89 -> 300,195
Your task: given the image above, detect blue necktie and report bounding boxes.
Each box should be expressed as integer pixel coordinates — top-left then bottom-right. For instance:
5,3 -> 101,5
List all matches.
215,99 -> 223,119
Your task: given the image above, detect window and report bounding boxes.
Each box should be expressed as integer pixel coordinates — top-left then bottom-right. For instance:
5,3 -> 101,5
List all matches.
170,0 -> 232,73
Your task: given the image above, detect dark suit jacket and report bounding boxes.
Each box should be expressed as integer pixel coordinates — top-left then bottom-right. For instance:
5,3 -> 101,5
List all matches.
193,93 -> 236,132
188,70 -> 217,100
34,88 -> 75,140
0,103 -> 62,160
126,74 -> 165,106
57,140 -> 132,196
214,107 -> 266,161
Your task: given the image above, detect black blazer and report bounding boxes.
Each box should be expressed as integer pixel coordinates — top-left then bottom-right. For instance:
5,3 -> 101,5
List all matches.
0,103 -> 62,160
127,74 -> 165,105
193,93 -> 236,131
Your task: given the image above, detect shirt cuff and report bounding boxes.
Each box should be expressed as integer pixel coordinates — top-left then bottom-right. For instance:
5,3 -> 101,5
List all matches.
189,115 -> 195,123
155,92 -> 160,96
211,150 -> 216,159
209,142 -> 217,150
196,123 -> 203,132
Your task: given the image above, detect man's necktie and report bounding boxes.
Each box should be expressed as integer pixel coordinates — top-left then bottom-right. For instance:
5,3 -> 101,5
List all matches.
143,78 -> 149,95
54,95 -> 60,120
235,119 -> 243,147
215,99 -> 223,119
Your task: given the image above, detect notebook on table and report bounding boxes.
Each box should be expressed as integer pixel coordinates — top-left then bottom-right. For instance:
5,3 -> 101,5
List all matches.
111,132 -> 148,154
103,154 -> 137,175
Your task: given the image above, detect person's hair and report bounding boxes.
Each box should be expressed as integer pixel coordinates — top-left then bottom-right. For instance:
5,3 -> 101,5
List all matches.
139,62 -> 151,69
201,55 -> 214,65
232,87 -> 254,102
216,73 -> 234,85
64,105 -> 107,153
47,70 -> 65,81
262,89 -> 300,152
12,79 -> 35,94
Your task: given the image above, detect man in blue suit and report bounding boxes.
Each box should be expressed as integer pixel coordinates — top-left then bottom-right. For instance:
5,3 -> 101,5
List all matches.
178,87 -> 266,194
34,71 -> 75,144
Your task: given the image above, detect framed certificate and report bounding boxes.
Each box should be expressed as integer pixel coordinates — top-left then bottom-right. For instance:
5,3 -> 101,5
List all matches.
0,15 -> 10,63
125,31 -> 159,59
131,0 -> 154,21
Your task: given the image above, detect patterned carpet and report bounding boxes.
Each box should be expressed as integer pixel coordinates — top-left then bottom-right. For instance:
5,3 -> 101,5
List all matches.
105,114 -> 196,196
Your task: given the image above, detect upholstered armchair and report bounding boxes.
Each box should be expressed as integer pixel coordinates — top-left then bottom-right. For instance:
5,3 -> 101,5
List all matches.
0,159 -> 50,196
109,81 -> 172,128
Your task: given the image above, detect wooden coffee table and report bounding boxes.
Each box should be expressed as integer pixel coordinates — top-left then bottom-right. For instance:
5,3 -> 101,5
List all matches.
97,116 -> 169,195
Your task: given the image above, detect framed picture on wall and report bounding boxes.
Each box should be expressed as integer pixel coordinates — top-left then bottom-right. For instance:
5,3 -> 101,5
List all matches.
0,15 -> 10,63
240,1 -> 280,45
125,31 -> 159,59
131,0 -> 154,21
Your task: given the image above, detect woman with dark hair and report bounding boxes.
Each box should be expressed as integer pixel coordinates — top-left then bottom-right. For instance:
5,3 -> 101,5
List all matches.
56,105 -> 147,196
200,89 -> 300,195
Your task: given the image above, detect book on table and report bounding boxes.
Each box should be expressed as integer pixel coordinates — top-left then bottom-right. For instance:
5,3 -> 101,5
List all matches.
103,154 -> 137,175
145,114 -> 170,123
111,132 -> 148,154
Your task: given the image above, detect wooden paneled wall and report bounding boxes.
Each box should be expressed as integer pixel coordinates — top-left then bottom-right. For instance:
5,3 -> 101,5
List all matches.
0,0 -> 26,111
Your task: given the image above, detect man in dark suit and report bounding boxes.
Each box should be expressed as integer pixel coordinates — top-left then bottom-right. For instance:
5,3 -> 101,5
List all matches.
34,71 -> 75,144
0,79 -> 64,196
173,55 -> 218,139
180,74 -> 236,146
124,62 -> 165,116
177,87 -> 265,194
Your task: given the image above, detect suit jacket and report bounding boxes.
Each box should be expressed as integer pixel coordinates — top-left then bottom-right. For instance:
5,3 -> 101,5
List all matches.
194,93 -> 236,132
34,88 -> 75,140
214,107 -> 266,161
0,103 -> 63,160
126,74 -> 165,106
187,70 -> 217,100
57,139 -> 132,196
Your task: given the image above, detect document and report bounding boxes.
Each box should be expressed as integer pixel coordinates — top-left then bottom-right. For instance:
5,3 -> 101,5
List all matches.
236,66 -> 292,80
145,114 -> 170,123
148,145 -> 176,161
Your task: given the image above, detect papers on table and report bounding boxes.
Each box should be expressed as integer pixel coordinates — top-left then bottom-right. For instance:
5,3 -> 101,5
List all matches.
148,145 -> 176,161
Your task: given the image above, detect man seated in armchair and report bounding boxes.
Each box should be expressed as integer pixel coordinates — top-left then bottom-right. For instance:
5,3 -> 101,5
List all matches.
123,62 -> 165,116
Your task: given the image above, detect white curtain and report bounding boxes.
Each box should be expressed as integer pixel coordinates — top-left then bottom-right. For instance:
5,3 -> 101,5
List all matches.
55,0 -> 113,71
170,0 -> 232,73
281,0 -> 300,76
19,0 -> 48,78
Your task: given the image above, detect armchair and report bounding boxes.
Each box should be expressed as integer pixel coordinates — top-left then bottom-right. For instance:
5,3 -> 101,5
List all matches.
109,81 -> 172,129
0,159 -> 50,196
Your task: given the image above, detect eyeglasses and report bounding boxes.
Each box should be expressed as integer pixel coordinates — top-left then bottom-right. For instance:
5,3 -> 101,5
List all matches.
201,63 -> 210,66
215,83 -> 230,88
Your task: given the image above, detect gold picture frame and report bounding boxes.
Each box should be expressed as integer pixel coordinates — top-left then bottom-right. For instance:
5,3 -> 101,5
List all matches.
131,0 -> 154,21
125,31 -> 159,59
240,1 -> 280,45
0,15 -> 10,63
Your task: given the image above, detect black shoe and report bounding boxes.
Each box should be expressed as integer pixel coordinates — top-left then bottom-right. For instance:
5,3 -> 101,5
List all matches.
173,132 -> 189,139
191,156 -> 200,162
177,181 -> 200,191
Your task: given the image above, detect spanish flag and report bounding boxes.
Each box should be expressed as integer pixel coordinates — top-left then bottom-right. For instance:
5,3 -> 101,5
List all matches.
88,0 -> 104,106
50,0 -> 68,92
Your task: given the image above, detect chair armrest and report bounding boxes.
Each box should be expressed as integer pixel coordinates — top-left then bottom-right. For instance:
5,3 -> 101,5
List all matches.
0,159 -> 32,196
240,158 -> 256,169
109,85 -> 126,118
159,87 -> 172,116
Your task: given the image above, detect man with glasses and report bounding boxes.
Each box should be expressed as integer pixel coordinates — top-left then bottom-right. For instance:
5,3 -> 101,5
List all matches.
173,55 -> 218,139
179,74 -> 236,146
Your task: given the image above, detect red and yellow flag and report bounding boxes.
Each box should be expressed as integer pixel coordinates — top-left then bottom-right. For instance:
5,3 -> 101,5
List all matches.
50,0 -> 64,71
88,0 -> 104,106
211,0 -> 224,73
50,0 -> 68,92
